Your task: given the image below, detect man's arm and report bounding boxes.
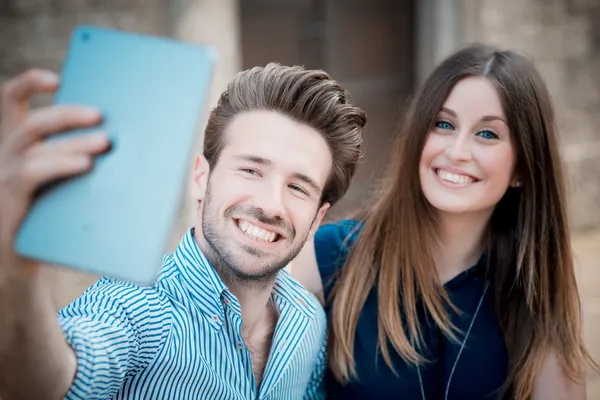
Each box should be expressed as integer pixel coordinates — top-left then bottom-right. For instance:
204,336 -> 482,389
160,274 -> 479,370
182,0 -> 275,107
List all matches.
0,274 -> 171,400
58,277 -> 172,399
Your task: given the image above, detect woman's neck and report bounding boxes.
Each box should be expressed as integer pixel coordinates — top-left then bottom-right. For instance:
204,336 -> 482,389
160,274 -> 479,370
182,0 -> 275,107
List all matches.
433,210 -> 491,284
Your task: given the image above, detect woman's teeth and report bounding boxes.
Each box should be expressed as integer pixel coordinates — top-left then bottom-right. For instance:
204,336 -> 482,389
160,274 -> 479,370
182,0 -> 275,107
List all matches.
436,169 -> 476,184
237,219 -> 278,243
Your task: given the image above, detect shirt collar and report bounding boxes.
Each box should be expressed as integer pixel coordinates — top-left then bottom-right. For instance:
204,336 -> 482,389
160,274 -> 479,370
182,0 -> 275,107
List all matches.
172,228 -> 316,328
272,269 -> 316,319
173,228 -> 228,330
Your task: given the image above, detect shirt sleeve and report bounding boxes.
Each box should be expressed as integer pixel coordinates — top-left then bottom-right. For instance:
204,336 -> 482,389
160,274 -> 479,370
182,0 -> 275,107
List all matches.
314,219 -> 361,300
57,277 -> 172,400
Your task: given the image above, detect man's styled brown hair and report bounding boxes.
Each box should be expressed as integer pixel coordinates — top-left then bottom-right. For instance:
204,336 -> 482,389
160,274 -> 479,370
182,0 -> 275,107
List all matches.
203,63 -> 366,205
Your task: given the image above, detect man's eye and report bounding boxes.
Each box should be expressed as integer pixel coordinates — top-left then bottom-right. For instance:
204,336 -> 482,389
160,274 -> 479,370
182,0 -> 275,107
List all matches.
289,184 -> 308,195
240,168 -> 260,176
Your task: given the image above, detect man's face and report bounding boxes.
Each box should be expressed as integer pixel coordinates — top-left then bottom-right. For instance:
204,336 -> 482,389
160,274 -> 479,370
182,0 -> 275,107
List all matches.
192,110 -> 332,284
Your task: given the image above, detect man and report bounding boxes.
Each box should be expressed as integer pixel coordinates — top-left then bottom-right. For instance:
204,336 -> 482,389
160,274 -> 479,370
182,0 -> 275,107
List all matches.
0,63 -> 366,399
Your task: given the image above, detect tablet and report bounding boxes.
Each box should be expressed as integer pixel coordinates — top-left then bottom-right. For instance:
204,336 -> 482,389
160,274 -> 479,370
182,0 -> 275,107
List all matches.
15,25 -> 216,285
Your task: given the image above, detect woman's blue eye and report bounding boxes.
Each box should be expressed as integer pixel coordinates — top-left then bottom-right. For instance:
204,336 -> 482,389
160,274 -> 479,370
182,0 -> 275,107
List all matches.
477,130 -> 499,140
435,120 -> 454,130
241,168 -> 259,176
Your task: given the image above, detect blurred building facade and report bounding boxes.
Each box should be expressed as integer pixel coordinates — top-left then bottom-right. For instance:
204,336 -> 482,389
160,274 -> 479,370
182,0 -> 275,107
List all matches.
1,2 -> 600,393
4,0 -> 597,232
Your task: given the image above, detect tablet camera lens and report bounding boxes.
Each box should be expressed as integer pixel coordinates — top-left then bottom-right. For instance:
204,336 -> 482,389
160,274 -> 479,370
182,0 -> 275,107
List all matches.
82,32 -> 90,42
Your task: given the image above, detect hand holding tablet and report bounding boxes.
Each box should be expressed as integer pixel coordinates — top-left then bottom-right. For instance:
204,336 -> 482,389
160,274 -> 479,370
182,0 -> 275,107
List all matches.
14,26 -> 216,285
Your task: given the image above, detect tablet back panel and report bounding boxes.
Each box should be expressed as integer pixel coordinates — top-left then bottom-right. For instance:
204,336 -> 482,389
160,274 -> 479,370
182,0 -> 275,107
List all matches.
15,25 -> 216,285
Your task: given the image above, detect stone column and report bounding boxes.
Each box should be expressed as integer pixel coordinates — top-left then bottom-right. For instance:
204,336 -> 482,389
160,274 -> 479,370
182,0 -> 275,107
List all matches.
416,0 -> 463,84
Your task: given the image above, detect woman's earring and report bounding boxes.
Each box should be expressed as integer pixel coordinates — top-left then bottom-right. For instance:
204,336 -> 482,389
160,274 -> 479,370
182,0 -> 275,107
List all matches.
515,181 -> 522,188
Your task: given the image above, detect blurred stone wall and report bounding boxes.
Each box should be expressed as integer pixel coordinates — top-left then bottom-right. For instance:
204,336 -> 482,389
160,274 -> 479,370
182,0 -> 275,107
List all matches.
460,0 -> 600,231
0,0 -> 173,87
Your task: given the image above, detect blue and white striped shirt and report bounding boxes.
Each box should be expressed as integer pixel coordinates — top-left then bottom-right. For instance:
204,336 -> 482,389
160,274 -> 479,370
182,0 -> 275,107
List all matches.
58,229 -> 327,399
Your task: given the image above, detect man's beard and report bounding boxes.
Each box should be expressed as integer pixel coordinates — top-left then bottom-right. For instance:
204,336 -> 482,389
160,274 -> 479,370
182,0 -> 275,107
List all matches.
200,183 -> 313,290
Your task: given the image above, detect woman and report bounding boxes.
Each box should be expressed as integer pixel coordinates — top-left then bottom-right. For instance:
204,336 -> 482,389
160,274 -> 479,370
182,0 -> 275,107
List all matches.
293,44 -> 597,399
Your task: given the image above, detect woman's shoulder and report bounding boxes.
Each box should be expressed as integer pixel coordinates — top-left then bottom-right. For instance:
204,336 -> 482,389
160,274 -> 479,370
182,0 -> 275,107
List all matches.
314,219 -> 362,292
315,219 -> 362,251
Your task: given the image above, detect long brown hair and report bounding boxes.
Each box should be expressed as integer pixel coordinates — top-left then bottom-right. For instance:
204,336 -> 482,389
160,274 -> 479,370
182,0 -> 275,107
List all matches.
328,43 -> 596,398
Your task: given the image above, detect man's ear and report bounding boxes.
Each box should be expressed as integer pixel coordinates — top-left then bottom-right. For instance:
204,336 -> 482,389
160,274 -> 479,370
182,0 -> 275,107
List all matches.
191,155 -> 210,201
309,202 -> 331,238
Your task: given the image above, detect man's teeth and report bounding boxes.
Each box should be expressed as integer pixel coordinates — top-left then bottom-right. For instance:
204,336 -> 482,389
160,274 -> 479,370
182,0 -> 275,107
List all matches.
437,169 -> 475,184
237,219 -> 277,243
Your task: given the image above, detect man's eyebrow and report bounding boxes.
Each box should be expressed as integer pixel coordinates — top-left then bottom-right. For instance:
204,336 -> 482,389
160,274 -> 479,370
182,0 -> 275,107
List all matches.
233,154 -> 272,166
292,173 -> 322,195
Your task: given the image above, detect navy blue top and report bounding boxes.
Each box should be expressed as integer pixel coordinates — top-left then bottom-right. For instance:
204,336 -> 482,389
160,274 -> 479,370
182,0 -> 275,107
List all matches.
315,220 -> 509,399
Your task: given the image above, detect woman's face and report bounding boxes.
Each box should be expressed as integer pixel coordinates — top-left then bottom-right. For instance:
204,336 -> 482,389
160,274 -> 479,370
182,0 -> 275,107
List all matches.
419,76 -> 518,217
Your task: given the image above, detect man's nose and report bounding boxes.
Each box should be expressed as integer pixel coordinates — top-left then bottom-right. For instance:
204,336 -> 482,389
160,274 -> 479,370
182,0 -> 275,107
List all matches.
254,183 -> 286,220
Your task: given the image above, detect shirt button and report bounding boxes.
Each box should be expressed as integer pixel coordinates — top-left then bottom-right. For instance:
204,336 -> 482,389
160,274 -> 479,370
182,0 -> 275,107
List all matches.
212,315 -> 218,321
224,299 -> 230,304
237,341 -> 243,349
